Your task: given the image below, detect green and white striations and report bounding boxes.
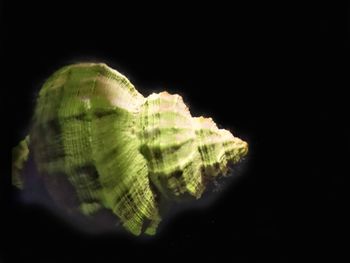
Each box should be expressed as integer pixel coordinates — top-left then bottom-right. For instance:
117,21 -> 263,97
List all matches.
12,63 -> 248,236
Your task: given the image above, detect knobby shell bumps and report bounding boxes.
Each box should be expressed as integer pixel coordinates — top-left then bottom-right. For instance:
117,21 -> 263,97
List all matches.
12,63 -> 248,236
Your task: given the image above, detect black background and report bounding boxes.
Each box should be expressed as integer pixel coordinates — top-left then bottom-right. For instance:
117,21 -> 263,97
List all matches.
2,1 -> 349,262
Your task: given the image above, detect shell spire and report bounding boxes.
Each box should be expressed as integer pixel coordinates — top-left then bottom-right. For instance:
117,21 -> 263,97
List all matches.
139,91 -> 248,201
12,63 -> 248,236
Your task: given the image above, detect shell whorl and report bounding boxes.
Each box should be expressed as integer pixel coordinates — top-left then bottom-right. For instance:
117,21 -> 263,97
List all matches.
139,91 -> 248,200
19,63 -> 248,236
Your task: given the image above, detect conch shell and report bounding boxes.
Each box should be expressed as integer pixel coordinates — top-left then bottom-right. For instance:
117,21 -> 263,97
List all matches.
12,63 -> 248,235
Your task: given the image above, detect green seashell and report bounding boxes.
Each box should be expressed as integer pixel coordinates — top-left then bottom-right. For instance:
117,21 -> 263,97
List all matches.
12,63 -> 248,236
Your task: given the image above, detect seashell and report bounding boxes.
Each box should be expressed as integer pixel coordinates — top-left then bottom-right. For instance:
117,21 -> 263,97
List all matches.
12,63 -> 248,236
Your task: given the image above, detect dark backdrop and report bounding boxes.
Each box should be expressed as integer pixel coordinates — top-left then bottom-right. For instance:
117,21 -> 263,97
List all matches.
3,1 -> 348,262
